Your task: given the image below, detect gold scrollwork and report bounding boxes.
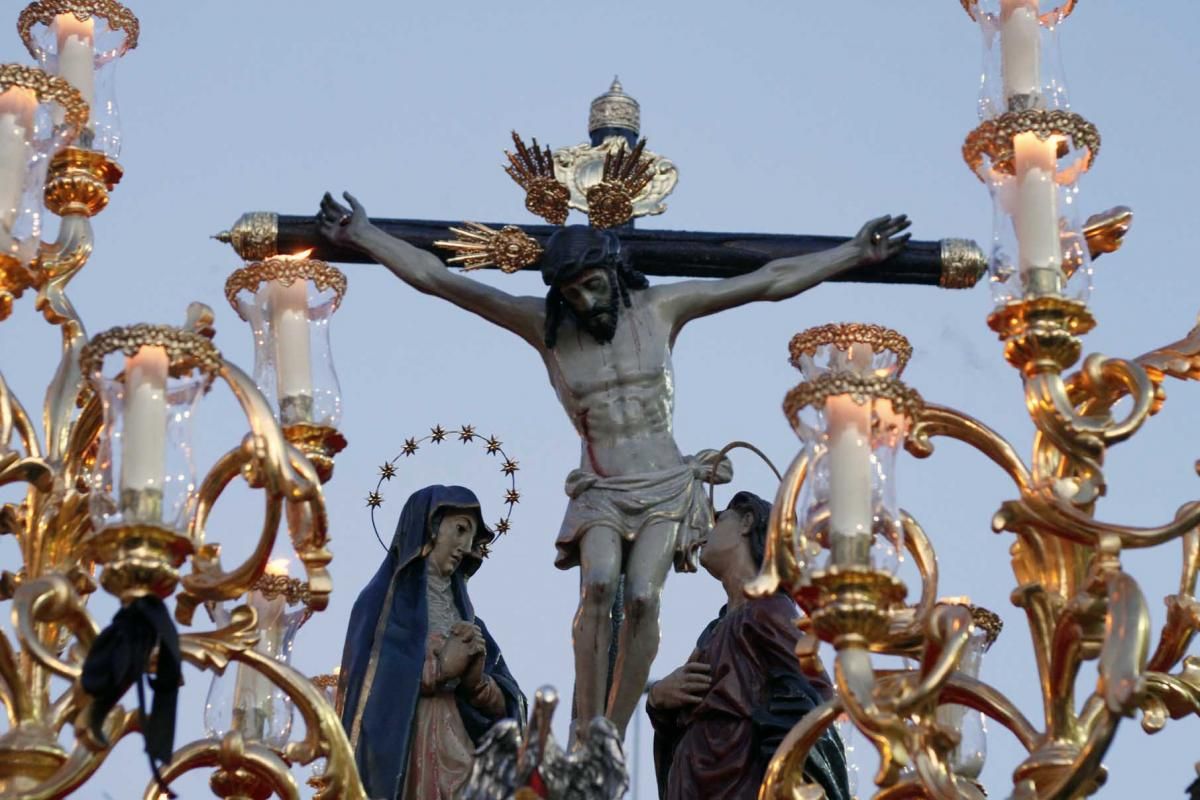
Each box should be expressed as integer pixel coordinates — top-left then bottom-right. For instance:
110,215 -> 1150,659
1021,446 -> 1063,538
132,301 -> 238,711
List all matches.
43,147 -> 123,217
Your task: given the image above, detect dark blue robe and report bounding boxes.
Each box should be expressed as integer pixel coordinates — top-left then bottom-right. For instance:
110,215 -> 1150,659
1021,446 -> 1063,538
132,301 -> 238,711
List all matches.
338,485 -> 525,800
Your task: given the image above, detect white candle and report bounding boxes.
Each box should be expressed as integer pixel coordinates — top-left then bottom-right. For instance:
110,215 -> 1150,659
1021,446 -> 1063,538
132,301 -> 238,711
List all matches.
826,395 -> 874,564
1013,132 -> 1061,286
1000,0 -> 1041,104
119,346 -> 168,505
53,15 -> 95,129
267,279 -> 313,421
0,89 -> 36,251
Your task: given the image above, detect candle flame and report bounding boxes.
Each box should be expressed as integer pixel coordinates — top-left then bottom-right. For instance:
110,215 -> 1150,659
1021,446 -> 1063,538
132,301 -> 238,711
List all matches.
265,557 -> 290,576
275,249 -> 314,262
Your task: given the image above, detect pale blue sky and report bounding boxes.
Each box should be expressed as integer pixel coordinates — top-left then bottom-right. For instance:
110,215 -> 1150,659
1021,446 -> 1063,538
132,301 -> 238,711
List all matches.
3,1 -> 1199,797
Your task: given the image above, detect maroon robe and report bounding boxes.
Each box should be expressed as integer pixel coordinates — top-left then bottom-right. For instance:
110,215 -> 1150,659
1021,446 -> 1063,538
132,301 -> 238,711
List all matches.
647,593 -> 848,800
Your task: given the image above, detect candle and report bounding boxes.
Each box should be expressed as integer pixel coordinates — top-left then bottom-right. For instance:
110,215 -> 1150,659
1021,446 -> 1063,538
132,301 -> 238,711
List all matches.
119,345 -> 168,520
53,14 -> 95,129
1013,131 -> 1061,291
826,395 -> 874,565
0,88 -> 36,252
267,279 -> 313,423
1000,0 -> 1041,106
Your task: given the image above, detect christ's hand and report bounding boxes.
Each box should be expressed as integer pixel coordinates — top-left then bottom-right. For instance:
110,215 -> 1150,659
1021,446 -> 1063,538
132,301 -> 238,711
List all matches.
317,191 -> 371,248
851,214 -> 912,265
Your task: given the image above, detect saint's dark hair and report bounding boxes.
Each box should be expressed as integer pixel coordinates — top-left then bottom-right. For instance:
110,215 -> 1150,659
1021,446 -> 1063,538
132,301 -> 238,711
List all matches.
726,490 -> 772,570
540,225 -> 648,349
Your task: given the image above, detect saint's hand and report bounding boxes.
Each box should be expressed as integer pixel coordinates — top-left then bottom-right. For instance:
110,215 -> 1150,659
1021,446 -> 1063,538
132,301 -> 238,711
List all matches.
852,214 -> 912,265
648,661 -> 712,710
439,636 -> 474,681
316,191 -> 370,247
461,650 -> 486,695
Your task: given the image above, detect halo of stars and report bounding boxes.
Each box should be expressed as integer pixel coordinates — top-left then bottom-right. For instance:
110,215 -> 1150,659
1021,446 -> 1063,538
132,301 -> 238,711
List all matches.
367,424 -> 521,554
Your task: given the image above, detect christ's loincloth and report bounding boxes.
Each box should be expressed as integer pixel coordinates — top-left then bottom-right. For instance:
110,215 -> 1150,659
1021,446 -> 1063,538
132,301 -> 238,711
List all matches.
554,450 -> 732,573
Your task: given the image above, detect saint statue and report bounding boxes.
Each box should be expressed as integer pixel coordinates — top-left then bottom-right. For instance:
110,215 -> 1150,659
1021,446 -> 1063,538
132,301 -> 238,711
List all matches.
337,485 -> 526,800
316,117 -> 909,739
647,490 -> 850,800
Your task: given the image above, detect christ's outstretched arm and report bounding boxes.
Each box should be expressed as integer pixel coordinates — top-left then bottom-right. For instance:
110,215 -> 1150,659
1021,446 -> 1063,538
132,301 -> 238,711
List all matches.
650,214 -> 911,336
318,192 -> 546,349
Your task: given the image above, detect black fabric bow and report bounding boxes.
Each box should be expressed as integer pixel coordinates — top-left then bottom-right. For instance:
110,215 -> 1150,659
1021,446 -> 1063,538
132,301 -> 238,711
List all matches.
81,595 -> 181,798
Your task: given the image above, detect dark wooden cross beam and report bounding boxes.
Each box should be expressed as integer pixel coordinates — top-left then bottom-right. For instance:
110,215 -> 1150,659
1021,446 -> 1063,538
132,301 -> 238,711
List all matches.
216,212 -> 989,289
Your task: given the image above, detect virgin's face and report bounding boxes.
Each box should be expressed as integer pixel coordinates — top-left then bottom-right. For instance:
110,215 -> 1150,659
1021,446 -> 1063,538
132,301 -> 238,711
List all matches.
429,511 -> 477,576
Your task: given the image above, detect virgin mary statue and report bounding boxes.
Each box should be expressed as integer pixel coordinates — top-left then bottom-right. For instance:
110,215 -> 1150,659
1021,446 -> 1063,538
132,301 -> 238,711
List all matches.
338,485 -> 526,799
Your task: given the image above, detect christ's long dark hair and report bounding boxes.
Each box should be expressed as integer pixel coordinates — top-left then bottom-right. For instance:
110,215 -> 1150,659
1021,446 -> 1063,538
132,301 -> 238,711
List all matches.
540,225 -> 648,348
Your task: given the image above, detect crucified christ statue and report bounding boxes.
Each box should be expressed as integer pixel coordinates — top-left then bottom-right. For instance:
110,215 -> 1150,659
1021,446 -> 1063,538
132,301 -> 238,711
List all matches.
317,191 -> 909,738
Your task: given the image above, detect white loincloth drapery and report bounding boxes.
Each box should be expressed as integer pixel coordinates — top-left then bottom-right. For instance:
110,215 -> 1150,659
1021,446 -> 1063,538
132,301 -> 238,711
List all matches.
554,449 -> 732,573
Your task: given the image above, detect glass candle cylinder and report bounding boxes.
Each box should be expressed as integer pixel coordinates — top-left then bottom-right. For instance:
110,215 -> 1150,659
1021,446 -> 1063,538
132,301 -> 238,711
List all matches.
962,0 -> 1097,303
788,323 -> 912,382
964,0 -> 1077,118
82,327 -> 218,533
225,256 -> 347,428
786,373 -> 921,578
21,2 -> 139,158
0,65 -> 86,269
203,561 -> 312,750
935,603 -> 1003,782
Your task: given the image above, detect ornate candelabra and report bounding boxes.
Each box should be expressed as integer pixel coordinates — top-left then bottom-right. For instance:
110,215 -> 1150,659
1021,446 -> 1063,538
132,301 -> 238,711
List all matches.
754,3 -> 1200,798
0,3 -> 364,797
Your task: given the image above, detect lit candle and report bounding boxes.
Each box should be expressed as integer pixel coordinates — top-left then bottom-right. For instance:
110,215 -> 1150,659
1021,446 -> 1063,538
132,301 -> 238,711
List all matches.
1013,131 -> 1061,291
267,279 -> 313,423
53,14 -> 95,129
119,345 -> 168,518
0,88 -> 36,252
1000,0 -> 1041,106
826,395 -> 873,565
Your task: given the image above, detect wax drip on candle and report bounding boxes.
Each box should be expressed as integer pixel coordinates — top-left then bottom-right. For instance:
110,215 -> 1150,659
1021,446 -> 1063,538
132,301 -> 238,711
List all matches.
53,14 -> 95,130
0,88 -> 37,251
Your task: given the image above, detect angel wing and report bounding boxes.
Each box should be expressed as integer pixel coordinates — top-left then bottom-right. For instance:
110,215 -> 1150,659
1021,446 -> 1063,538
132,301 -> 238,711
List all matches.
458,719 -> 523,800
548,717 -> 629,800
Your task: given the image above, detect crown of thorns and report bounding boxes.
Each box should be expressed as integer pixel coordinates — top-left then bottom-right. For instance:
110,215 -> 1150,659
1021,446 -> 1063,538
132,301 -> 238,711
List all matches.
433,132 -> 656,273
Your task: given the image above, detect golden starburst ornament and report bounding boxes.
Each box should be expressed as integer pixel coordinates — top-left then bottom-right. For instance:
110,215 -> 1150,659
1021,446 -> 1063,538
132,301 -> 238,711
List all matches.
502,458 -> 519,476
366,491 -> 383,509
378,463 -> 396,481
486,436 -> 503,455
504,131 -> 571,225
431,425 -> 448,443
504,489 -> 521,505
586,138 -> 655,229
458,425 -> 476,443
433,221 -> 543,274
402,438 -> 419,456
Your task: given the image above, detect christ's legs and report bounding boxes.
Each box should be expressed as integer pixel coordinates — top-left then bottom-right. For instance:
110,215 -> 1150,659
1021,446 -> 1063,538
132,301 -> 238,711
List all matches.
605,519 -> 678,737
572,525 -> 623,726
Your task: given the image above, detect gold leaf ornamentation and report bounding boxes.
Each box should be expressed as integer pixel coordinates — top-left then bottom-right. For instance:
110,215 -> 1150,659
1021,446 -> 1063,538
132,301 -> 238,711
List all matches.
585,138 -> 655,229
434,222 -> 543,273
504,131 -> 570,225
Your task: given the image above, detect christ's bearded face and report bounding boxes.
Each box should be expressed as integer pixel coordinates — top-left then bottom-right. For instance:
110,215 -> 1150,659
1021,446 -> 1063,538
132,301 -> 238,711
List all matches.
559,266 -> 619,344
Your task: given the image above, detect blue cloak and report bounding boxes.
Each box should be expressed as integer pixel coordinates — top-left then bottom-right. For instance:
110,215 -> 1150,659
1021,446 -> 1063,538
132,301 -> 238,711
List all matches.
338,485 -> 526,799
